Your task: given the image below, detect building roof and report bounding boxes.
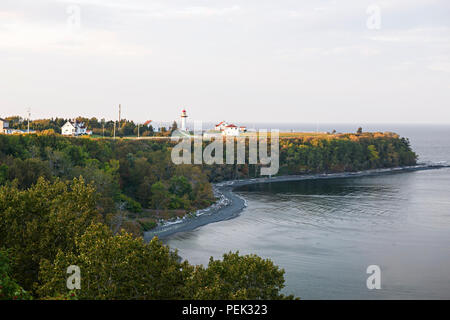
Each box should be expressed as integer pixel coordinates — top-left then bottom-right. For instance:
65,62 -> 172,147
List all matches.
0,118 -> 8,122
215,121 -> 226,127
225,124 -> 237,128
143,120 -> 152,126
64,120 -> 86,129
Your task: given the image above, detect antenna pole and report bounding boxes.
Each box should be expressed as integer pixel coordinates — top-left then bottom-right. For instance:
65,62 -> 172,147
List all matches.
27,108 -> 31,134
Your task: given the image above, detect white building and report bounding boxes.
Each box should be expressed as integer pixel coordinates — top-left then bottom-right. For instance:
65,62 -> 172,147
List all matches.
61,120 -> 92,136
0,118 -> 9,134
215,121 -> 228,131
144,120 -> 162,132
223,124 -> 240,136
214,121 -> 247,136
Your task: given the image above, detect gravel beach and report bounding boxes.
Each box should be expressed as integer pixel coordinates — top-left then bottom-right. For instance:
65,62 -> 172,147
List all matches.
144,164 -> 447,241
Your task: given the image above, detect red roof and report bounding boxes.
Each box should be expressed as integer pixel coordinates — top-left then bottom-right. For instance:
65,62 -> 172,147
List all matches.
215,121 -> 225,127
144,120 -> 152,126
226,124 -> 237,128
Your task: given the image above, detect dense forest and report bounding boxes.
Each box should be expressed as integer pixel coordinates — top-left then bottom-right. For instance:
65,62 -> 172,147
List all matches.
0,131 -> 416,299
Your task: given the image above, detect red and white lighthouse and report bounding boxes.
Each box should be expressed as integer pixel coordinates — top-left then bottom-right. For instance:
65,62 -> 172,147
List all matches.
181,109 -> 187,131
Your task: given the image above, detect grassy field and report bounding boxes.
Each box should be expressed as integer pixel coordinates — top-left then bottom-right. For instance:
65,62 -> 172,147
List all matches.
2,131 -> 394,141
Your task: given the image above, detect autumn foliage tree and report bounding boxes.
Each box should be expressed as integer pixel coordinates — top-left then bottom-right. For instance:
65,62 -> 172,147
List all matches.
185,252 -> 294,300
0,177 -> 102,293
38,224 -> 192,299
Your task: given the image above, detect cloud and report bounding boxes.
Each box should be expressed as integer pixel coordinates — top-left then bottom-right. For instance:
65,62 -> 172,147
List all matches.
1,0 -> 450,123
54,0 -> 242,19
367,27 -> 450,44
0,12 -> 151,56
0,2 -> 242,56
326,45 -> 381,56
138,5 -> 242,20
428,55 -> 450,73
378,0 -> 441,10
429,62 -> 450,73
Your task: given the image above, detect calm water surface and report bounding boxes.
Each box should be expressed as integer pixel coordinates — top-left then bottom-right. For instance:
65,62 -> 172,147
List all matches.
166,124 -> 450,299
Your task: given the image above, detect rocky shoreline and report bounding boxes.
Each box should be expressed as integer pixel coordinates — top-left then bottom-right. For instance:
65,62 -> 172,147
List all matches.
143,163 -> 448,241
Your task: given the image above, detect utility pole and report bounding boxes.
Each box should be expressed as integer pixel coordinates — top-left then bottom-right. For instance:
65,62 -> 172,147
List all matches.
115,104 -> 122,140
137,123 -> 140,139
27,108 -> 31,134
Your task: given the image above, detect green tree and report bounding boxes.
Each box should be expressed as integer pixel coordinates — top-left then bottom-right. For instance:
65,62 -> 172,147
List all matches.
6,158 -> 52,189
186,251 -> 293,300
0,164 -> 8,185
38,224 -> 192,299
0,249 -> 31,300
150,181 -> 170,210
368,145 -> 380,162
171,121 -> 178,132
0,177 -> 102,292
169,176 -> 192,198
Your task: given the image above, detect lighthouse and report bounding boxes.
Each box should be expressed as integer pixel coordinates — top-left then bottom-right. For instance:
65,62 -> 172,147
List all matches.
181,109 -> 188,131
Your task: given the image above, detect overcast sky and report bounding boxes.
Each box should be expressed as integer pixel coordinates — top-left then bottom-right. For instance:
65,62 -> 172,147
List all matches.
1,0 -> 449,123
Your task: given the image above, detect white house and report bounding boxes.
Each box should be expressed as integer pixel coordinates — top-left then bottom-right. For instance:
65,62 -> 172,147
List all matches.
143,120 -> 161,132
61,120 -> 92,136
215,121 -> 228,131
0,118 -> 9,134
223,124 -> 240,136
152,123 -> 161,132
213,121 -> 247,136
0,119 -> 37,134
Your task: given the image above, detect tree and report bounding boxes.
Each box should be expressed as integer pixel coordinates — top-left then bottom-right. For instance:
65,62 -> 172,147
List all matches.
169,176 -> 192,198
150,181 -> 170,210
0,249 -> 31,300
0,177 -> 102,292
357,127 -> 363,134
6,158 -> 52,189
38,224 -> 192,299
37,226 -> 296,300
0,164 -> 8,186
171,121 -> 178,132
368,144 -> 380,165
186,251 -> 294,300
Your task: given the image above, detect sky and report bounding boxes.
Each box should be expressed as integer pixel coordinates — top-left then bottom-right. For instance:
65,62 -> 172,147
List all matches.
0,0 -> 449,124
